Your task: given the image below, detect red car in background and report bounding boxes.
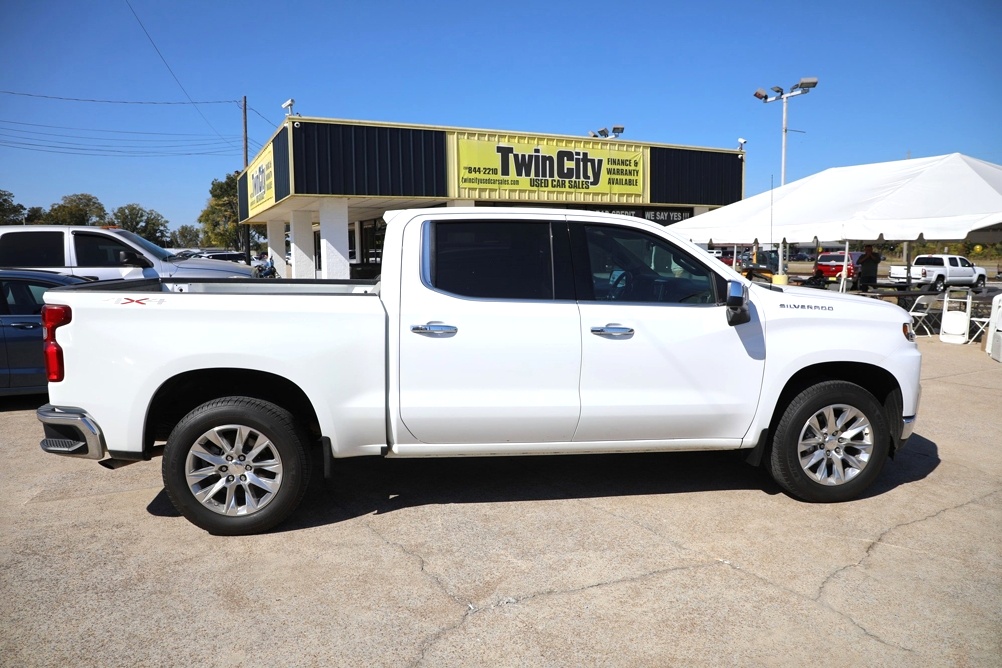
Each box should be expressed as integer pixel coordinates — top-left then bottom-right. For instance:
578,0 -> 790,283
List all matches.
814,251 -> 863,285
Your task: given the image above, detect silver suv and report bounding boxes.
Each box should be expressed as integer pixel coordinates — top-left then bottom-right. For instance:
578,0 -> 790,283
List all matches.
0,226 -> 255,281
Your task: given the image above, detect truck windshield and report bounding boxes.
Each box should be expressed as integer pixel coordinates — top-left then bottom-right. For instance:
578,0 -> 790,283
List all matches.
109,229 -> 173,261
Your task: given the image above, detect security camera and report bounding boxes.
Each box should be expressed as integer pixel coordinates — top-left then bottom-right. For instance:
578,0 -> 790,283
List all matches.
738,138 -> 747,146
281,98 -> 295,110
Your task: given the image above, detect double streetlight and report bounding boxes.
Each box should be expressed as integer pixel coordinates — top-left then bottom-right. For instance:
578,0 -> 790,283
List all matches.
754,77 -> 818,276
753,77 -> 818,186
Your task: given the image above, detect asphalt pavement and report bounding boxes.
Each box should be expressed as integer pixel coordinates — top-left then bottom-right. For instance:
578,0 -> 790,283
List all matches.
1,337 -> 1000,667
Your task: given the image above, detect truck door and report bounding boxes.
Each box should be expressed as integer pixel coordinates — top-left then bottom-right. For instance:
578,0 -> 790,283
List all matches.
397,217 -> 581,444
70,231 -> 157,281
570,221 -> 766,442
952,256 -> 973,283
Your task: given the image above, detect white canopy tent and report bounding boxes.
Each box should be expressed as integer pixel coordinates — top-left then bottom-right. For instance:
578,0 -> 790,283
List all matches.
671,153 -> 1002,248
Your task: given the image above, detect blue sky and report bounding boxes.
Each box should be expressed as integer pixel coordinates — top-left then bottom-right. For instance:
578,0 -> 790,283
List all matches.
2,0 -> 1000,232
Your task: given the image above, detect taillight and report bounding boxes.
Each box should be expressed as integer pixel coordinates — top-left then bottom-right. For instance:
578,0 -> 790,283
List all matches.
42,305 -> 72,382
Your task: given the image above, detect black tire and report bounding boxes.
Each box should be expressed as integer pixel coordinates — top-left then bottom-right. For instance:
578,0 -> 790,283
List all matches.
162,396 -> 311,535
975,275 -> 986,288
768,381 -> 889,502
932,276 -> 946,292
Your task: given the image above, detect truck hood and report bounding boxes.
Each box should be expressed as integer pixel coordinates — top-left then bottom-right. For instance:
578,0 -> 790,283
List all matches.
167,257 -> 255,278
751,282 -> 909,320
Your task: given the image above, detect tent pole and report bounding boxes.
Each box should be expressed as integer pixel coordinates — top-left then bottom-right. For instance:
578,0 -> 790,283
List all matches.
903,241 -> 911,290
840,240 -> 850,292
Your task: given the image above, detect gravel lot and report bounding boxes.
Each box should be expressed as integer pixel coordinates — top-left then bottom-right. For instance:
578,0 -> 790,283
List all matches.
1,337 -> 1000,667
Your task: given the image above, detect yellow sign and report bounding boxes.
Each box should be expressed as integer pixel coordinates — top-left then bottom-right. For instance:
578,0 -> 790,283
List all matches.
458,136 -> 643,196
247,144 -> 275,218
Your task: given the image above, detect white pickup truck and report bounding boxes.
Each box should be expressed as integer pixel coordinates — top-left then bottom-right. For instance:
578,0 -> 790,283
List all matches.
37,208 -> 922,535
888,254 -> 987,292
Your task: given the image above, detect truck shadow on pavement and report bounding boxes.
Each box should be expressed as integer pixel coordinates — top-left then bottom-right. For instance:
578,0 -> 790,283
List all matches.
146,436 -> 940,531
144,434 -> 941,532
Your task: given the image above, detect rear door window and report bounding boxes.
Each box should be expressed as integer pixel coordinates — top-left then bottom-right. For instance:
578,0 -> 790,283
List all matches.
429,221 -> 554,300
0,231 -> 65,267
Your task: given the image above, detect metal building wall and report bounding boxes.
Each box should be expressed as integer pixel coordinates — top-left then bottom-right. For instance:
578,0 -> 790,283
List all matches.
272,127 -> 291,202
292,122 -> 448,197
649,147 -> 742,206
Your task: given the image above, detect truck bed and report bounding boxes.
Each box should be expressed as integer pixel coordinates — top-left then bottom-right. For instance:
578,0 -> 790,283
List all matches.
52,277 -> 381,296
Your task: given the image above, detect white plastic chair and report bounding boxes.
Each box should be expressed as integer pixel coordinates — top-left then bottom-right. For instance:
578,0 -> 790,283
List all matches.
908,293 -> 940,336
940,288 -> 972,344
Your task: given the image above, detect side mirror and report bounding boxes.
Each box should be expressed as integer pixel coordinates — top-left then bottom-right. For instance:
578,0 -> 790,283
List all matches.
725,280 -> 750,326
119,250 -> 154,268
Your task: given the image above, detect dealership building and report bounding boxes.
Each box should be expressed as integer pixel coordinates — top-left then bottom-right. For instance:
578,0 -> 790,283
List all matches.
237,117 -> 744,278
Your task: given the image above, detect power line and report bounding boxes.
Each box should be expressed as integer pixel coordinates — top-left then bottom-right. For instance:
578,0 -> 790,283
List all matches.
0,90 -> 237,105
0,139 -> 242,157
246,104 -> 279,128
0,127 -> 242,146
124,0 -> 238,152
0,119 -> 240,137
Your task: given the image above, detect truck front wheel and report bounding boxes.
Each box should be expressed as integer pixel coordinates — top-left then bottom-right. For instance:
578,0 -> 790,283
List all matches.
162,397 -> 311,535
768,381 -> 889,502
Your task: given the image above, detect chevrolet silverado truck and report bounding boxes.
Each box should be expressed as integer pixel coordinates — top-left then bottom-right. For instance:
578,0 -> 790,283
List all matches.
37,208 -> 922,535
888,254 -> 987,292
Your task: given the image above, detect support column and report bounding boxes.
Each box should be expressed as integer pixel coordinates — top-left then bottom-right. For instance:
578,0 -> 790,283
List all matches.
266,220 -> 288,278
289,210 -> 315,279
319,199 -> 350,279
447,200 -> 476,207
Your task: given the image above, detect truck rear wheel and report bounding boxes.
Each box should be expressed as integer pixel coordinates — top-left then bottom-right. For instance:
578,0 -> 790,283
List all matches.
768,381 -> 889,502
162,397 -> 311,535
932,276 -> 946,292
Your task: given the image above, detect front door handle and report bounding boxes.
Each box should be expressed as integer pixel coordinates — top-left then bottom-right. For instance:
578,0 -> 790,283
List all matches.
410,323 -> 458,336
590,324 -> 634,337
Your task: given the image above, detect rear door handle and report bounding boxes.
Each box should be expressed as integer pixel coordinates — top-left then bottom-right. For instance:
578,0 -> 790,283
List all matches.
590,324 -> 634,337
10,322 -> 41,330
410,323 -> 458,336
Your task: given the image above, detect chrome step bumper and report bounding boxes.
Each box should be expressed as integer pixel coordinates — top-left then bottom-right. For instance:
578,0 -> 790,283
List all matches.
37,404 -> 106,461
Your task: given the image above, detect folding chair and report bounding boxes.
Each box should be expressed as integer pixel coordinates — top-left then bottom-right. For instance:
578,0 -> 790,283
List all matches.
969,315 -> 990,344
908,293 -> 940,336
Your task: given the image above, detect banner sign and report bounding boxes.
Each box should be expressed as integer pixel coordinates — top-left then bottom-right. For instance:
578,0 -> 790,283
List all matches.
247,143 -> 275,218
458,136 -> 643,197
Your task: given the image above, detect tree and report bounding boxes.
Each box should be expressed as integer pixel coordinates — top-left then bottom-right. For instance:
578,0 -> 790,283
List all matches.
25,206 -> 48,224
0,189 -> 27,225
111,203 -> 170,246
199,171 -> 259,249
46,193 -> 108,226
169,224 -> 203,248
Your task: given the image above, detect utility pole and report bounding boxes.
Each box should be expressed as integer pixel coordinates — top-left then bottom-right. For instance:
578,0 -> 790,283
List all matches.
243,96 -> 251,264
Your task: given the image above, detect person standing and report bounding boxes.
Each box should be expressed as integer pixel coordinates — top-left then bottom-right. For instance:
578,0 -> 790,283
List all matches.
858,244 -> 881,292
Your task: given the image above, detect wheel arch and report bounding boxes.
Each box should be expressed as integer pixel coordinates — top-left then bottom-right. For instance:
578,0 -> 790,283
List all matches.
761,362 -> 904,463
143,368 -> 320,456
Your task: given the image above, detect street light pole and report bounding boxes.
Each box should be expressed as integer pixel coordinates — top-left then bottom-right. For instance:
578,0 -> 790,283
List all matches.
781,93 -> 789,185
753,77 -> 819,274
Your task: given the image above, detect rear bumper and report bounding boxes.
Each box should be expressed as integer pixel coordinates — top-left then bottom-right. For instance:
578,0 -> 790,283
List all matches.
37,404 -> 107,460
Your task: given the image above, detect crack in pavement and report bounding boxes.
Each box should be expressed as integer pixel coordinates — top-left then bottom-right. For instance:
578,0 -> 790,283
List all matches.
809,488 -> 1001,650
361,514 -> 722,668
712,558 -> 913,652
